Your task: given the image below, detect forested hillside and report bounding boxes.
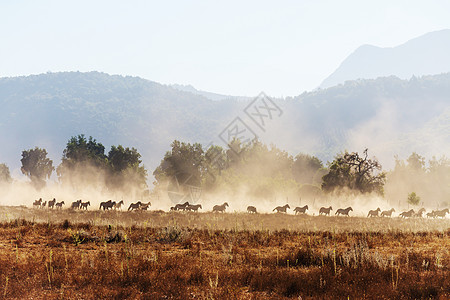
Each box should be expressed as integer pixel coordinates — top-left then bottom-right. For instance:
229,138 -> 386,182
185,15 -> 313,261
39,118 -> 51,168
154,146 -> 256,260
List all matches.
0,72 -> 240,172
0,72 -> 448,176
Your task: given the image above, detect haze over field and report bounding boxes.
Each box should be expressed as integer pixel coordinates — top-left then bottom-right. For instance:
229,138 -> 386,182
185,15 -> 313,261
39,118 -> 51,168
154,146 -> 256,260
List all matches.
0,71 -> 449,212
0,2 -> 449,212
1,3 -> 450,299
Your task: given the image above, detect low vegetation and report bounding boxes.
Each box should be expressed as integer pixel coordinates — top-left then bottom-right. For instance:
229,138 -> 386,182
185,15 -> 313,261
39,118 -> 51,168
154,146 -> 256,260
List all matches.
0,208 -> 448,299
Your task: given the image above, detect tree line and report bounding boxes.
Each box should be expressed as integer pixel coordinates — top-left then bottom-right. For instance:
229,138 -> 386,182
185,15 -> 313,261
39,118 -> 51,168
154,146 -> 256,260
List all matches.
1,136 -> 448,207
2,135 -> 147,195
152,139 -> 386,200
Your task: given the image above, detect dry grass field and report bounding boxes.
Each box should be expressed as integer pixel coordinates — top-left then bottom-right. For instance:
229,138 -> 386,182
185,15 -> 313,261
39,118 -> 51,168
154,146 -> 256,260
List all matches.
0,206 -> 448,299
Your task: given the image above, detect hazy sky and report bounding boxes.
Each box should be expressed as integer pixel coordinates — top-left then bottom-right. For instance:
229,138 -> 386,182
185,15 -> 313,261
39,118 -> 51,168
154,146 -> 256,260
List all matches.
1,1 -> 450,96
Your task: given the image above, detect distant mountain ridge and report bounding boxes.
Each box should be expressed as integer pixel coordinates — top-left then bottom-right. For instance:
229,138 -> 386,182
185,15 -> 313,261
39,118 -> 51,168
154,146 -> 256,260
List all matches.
0,72 -> 448,179
320,29 -> 450,88
170,84 -> 246,101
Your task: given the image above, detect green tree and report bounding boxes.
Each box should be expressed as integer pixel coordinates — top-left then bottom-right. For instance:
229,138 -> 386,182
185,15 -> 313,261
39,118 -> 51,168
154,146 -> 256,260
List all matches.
229,139 -> 294,180
0,163 -> 12,184
407,192 -> 420,206
21,147 -> 54,189
204,145 -> 227,188
57,135 -> 107,184
292,153 -> 324,185
59,134 -> 107,168
107,145 -> 147,192
385,154 -> 450,208
153,140 -> 204,203
322,149 -> 386,195
154,140 -> 204,182
225,138 -> 245,167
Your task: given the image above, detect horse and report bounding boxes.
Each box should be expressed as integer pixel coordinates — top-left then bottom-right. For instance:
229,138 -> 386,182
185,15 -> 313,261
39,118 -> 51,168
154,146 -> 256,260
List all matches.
186,204 -> 202,212
80,201 -> 90,210
71,199 -> 82,209
33,198 -> 42,208
55,201 -> 65,209
414,208 -> 426,218
319,206 -> 332,216
426,211 -> 436,218
367,208 -> 381,217
273,204 -> 290,213
433,208 -> 449,218
48,198 -> 56,209
335,207 -> 353,216
294,205 -> 308,215
99,200 -> 115,211
140,202 -> 152,210
399,209 -> 414,218
174,202 -> 190,211
41,201 -> 47,208
115,200 -> 124,210
128,201 -> 142,211
247,206 -> 257,214
381,208 -> 395,217
213,202 -> 229,213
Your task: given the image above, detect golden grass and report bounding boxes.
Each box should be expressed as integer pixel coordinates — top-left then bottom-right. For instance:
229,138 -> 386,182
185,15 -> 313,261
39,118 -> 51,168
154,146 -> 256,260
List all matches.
0,206 -> 448,299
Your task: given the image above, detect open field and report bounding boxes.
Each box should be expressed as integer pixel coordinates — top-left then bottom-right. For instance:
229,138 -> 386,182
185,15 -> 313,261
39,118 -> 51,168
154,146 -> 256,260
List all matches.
0,206 -> 448,299
0,206 -> 449,232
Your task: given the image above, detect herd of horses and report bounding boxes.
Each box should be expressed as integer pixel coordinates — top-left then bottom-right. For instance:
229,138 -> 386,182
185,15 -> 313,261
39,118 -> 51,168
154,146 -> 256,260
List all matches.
32,198 -> 148,211
30,197 -> 449,218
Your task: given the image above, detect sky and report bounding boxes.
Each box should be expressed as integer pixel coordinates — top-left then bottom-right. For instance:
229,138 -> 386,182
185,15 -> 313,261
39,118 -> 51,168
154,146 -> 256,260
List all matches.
1,1 -> 450,97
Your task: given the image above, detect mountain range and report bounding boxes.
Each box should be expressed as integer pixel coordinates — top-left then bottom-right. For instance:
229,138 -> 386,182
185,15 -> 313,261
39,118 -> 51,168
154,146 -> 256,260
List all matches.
320,29 -> 450,88
0,71 -> 449,179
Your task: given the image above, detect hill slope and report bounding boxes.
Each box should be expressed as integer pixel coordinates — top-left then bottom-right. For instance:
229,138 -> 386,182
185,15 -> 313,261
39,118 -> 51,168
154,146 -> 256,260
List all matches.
0,72 -> 240,173
0,72 -> 448,178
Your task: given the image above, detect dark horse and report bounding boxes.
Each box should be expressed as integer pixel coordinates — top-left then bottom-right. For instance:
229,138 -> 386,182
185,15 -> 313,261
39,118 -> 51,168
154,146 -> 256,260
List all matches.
319,206 -> 332,216
273,204 -> 290,213
99,200 -> 116,211
247,206 -> 257,214
335,207 -> 353,216
213,202 -> 229,213
294,205 -> 308,215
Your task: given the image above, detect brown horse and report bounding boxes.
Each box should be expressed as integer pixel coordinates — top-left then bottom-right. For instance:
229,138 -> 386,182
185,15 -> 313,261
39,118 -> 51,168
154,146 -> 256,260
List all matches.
71,199 -> 82,209
399,209 -> 415,218
247,206 -> 257,214
173,202 -> 190,211
367,208 -> 381,217
433,208 -> 449,218
273,204 -> 290,213
80,201 -> 90,210
213,202 -> 229,213
335,207 -> 353,216
114,200 -> 124,210
128,201 -> 142,211
319,206 -> 332,216
294,205 -> 308,215
33,198 -> 43,208
414,208 -> 426,218
100,200 -> 116,210
140,202 -> 152,210
381,208 -> 395,217
48,198 -> 57,209
186,204 -> 202,212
